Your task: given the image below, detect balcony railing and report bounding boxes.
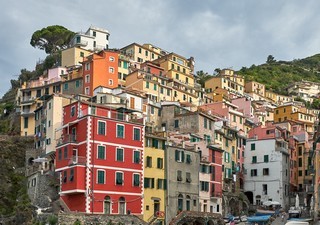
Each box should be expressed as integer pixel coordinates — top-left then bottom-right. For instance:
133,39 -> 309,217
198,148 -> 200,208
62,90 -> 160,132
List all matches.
79,108 -> 144,124
68,156 -> 86,166
56,134 -> 77,146
211,192 -> 222,198
21,96 -> 36,103
75,40 -> 88,46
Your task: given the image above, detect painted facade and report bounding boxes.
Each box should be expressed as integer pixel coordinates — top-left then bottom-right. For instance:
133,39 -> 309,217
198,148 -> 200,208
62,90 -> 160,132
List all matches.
55,101 -> 144,214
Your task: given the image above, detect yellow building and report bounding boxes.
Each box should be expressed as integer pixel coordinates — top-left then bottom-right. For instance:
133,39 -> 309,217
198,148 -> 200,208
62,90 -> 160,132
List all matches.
205,69 -> 244,96
61,47 -> 92,68
153,53 -> 202,105
274,104 -> 316,133
143,133 -> 166,223
117,53 -> 131,86
265,90 -> 293,105
245,81 -> 265,97
120,43 -> 165,64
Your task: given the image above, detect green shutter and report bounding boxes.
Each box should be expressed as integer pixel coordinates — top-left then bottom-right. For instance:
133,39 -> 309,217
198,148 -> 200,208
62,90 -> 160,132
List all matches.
181,151 -> 185,162
175,150 -> 179,161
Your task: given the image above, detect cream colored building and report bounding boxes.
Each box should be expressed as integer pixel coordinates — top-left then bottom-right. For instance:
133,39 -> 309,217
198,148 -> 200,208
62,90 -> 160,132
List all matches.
205,69 -> 245,97
61,47 -> 92,68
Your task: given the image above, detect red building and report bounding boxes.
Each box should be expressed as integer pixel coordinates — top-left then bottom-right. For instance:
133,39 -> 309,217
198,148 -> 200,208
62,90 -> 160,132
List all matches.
208,145 -> 223,199
55,100 -> 144,214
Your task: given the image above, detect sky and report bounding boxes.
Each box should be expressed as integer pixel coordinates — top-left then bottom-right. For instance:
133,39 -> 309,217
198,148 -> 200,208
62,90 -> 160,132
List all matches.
2,0 -> 320,98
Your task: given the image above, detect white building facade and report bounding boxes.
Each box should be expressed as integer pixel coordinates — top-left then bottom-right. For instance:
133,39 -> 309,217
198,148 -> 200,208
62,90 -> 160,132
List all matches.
244,138 -> 290,208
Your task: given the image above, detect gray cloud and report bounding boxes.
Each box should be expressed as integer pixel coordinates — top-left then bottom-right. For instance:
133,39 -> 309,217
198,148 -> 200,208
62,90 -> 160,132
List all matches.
2,0 -> 320,97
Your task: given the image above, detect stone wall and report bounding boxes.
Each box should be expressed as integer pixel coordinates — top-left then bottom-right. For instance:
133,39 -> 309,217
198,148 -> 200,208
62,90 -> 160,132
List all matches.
58,213 -> 147,225
27,170 -> 59,209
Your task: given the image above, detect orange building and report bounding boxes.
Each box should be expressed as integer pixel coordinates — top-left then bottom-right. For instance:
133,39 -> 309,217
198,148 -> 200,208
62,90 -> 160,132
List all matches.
82,50 -> 119,96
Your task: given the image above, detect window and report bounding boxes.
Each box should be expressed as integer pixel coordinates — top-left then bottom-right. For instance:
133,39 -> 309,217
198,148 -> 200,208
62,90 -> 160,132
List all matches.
263,168 -> 269,175
298,158 -> 302,167
224,152 -> 230,163
298,147 -> 302,156
24,117 -> 28,128
133,128 -> 140,141
133,174 -> 140,186
186,154 -> 192,164
264,155 -> 269,162
153,84 -> 157,91
133,151 -> 140,164
85,87 -> 89,95
200,181 -> 209,191
116,148 -> 124,161
63,171 -> 67,183
85,75 -> 90,83
157,179 -> 164,189
157,158 -> 163,169
58,149 -> 62,160
109,56 -> 115,62
98,121 -> 106,135
251,143 -> 256,150
146,81 -> 149,88
98,146 -> 106,159
97,170 -> 105,184
251,169 -> 257,176
109,79 -> 113,86
64,83 -> 68,90
263,184 -> 268,195
204,118 -> 208,129
298,170 -> 302,176
64,147 -> 68,159
69,168 -> 74,182
116,172 -> 123,185
85,63 -> 90,70
144,177 -> 155,188
252,156 -> 257,163
174,120 -> 179,128
109,67 -> 114,73
93,31 -> 96,37
146,156 -> 152,167
71,106 -> 75,117
177,170 -> 183,181
175,150 -> 185,162
116,124 -> 124,138
178,194 -> 183,211
186,172 -> 192,183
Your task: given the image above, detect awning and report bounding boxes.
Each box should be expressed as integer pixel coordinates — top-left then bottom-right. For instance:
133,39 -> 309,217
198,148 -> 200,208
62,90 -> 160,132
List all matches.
33,157 -> 48,163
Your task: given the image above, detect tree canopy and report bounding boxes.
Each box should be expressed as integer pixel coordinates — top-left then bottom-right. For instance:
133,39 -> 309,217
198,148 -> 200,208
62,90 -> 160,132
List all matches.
196,70 -> 212,88
30,25 -> 75,54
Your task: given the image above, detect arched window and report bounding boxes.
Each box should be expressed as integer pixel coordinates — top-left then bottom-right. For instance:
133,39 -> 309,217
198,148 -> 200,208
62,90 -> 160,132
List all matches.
178,194 -> 183,211
186,195 -> 191,211
119,197 -> 126,214
104,196 -> 111,214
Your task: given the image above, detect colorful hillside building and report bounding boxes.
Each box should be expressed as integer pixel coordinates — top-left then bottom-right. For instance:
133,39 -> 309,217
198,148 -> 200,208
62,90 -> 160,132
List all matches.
55,100 -> 144,214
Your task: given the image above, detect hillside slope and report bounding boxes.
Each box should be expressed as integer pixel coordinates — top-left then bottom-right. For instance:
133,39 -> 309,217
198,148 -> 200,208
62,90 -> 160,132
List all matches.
236,54 -> 320,95
0,136 -> 34,224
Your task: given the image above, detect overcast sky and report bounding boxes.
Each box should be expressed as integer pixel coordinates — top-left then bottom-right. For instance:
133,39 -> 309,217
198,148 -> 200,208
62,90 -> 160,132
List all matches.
1,0 -> 320,98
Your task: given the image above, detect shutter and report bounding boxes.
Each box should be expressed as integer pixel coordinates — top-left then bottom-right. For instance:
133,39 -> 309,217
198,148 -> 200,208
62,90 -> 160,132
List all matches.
181,151 -> 185,162
144,178 -> 149,188
175,150 -> 179,161
151,178 -> 155,188
210,166 -> 213,173
164,179 -> 167,190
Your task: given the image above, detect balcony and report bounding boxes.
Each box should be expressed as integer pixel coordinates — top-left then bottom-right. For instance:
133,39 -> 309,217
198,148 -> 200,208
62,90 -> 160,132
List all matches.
56,134 -> 77,146
68,156 -> 86,166
21,109 -> 34,116
20,96 -> 36,104
211,192 -> 222,198
79,108 -> 144,125
74,40 -> 88,47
